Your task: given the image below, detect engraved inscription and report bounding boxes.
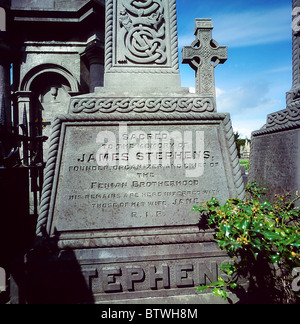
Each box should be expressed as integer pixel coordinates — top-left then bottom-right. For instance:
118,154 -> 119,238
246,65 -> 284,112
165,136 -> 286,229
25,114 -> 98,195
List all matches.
91,259 -> 221,295
52,123 -> 229,232
149,264 -> 170,289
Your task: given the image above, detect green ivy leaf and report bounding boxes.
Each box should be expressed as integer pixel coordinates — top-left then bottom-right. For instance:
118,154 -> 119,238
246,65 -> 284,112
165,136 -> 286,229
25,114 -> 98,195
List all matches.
196,285 -> 208,292
269,254 -> 281,263
250,249 -> 259,260
240,218 -> 251,231
212,287 -> 227,300
291,237 -> 300,248
264,231 -> 280,241
220,262 -> 236,276
230,283 -> 238,289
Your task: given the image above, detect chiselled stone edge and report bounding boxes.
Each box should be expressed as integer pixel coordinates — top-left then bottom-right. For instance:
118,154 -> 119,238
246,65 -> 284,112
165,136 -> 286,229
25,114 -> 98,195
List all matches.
252,120 -> 300,137
55,231 -> 216,249
104,0 -> 179,74
223,114 -> 245,201
69,96 -> 215,114
36,112 -> 245,242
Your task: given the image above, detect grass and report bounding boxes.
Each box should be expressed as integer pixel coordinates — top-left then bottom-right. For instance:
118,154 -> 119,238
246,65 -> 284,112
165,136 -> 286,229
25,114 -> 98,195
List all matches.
239,159 -> 249,171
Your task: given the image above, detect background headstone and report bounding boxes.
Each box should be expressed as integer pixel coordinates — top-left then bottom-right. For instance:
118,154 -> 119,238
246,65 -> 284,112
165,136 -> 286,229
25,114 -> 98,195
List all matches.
249,0 -> 300,206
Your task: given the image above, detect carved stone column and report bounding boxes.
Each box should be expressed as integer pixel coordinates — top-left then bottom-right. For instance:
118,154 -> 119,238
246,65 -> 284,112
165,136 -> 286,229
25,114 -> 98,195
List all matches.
81,39 -> 104,92
15,91 -> 33,138
0,32 -> 11,128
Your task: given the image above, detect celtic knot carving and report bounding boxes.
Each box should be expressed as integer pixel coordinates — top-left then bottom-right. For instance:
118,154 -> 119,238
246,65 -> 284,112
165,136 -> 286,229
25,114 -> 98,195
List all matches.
118,0 -> 167,65
266,106 -> 300,127
70,97 -> 215,114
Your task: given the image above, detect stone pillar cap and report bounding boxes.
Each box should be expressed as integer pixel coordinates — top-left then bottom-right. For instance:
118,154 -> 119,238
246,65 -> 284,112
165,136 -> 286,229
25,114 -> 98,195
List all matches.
195,18 -> 213,33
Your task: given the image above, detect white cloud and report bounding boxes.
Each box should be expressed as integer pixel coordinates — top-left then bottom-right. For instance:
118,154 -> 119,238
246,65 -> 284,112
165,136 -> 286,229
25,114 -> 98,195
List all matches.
218,81 -> 272,111
216,80 -> 284,137
178,6 -> 291,49
231,119 -> 266,139
216,87 -> 224,98
188,82 -> 278,138
265,66 -> 292,74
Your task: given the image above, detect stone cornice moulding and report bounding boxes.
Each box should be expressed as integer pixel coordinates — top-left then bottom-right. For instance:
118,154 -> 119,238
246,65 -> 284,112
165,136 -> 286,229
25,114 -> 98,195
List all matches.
69,96 -> 216,114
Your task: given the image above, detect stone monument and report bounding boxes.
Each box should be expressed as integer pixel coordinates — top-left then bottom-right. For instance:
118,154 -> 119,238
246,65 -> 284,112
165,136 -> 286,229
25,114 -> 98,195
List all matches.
182,19 -> 227,102
11,0 -> 244,304
249,0 -> 300,206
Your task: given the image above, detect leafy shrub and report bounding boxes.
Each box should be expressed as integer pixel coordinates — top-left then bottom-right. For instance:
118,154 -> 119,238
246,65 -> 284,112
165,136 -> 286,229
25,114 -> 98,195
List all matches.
193,182 -> 300,304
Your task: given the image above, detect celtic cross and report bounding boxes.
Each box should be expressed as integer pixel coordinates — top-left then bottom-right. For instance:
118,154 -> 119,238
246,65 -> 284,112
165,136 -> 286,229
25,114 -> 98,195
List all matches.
181,19 -> 227,100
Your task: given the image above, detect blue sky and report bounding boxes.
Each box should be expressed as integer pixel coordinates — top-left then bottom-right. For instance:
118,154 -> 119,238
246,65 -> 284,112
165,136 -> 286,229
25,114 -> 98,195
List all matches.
176,0 -> 293,138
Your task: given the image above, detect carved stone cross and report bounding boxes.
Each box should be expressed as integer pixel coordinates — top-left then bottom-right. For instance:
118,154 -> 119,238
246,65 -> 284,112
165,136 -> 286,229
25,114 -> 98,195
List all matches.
181,19 -> 227,99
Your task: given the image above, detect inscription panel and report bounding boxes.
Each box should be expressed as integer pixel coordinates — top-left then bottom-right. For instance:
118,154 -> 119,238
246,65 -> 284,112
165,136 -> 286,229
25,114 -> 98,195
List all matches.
25,246 -> 230,304
70,243 -> 228,302
50,122 -> 231,233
